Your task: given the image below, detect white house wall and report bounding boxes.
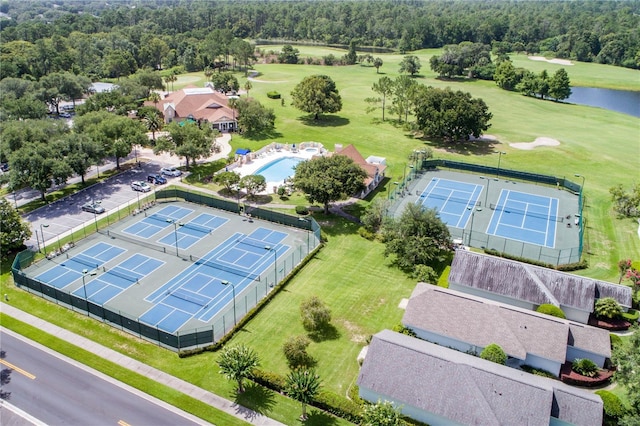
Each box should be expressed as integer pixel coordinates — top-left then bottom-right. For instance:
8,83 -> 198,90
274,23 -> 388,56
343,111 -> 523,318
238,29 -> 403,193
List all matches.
524,353 -> 561,377
560,305 -> 590,323
359,388 -> 465,426
566,347 -> 606,368
448,284 -> 536,311
411,329 -> 476,355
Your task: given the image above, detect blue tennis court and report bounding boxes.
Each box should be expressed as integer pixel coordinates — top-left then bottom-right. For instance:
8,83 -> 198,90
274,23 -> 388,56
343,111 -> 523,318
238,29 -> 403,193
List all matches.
72,254 -> 164,304
122,205 -> 194,239
158,213 -> 228,250
139,227 -> 289,333
34,242 -> 125,289
416,178 -> 483,228
487,190 -> 559,247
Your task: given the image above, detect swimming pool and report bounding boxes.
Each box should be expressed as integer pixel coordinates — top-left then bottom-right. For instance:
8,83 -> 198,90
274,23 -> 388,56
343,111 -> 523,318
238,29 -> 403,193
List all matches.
253,156 -> 304,182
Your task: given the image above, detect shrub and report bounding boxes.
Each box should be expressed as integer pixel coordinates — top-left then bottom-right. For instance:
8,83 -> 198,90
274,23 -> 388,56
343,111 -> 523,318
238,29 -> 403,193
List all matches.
266,91 -> 281,99
295,205 -> 309,215
595,390 -> 627,426
536,304 -> 566,319
622,308 -> 639,322
595,297 -> 623,320
314,390 -> 363,424
480,343 -> 507,365
521,365 -> 556,379
391,324 -> 417,337
300,296 -> 331,332
283,335 -> 313,367
358,226 -> 375,240
572,358 -> 599,378
251,368 -> 287,393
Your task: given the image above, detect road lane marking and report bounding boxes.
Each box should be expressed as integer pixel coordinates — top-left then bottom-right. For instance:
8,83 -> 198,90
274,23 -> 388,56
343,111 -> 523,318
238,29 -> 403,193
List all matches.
0,359 -> 36,379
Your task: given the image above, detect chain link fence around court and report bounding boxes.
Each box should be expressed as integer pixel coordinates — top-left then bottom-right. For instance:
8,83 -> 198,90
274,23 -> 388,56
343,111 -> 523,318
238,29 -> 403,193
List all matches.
387,158 -> 584,266
12,188 -> 321,351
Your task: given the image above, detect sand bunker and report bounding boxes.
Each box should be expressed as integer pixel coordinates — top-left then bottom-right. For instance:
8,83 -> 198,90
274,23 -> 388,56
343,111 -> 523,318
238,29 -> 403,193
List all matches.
510,137 -> 560,150
528,56 -> 574,66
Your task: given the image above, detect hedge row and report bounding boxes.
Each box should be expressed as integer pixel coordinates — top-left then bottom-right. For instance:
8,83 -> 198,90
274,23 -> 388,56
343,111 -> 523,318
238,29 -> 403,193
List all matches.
267,91 -> 281,99
483,248 -> 588,271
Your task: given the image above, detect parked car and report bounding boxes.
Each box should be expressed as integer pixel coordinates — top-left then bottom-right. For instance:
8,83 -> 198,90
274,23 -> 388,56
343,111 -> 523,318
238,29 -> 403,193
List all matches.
131,181 -> 152,192
147,174 -> 167,185
160,167 -> 182,177
81,201 -> 105,214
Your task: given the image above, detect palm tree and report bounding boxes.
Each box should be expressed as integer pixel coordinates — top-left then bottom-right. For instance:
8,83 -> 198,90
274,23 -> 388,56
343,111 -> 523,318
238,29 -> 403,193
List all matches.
217,344 -> 260,393
143,110 -> 163,142
285,368 -> 321,420
148,91 -> 161,108
164,73 -> 177,92
244,80 -> 252,97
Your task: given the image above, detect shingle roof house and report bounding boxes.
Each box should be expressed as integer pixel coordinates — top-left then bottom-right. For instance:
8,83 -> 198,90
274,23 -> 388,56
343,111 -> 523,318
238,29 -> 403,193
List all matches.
402,284 -> 611,376
448,250 -> 632,323
357,329 -> 603,426
146,86 -> 237,132
334,144 -> 386,198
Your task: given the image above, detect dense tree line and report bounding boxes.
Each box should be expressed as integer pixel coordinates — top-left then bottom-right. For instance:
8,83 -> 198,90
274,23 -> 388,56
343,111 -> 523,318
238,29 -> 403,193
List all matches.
1,0 -> 638,79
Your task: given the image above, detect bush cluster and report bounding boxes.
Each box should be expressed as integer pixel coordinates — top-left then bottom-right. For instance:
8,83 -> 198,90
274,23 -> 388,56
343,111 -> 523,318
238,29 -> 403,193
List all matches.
267,91 -> 281,99
571,358 -> 599,377
295,205 -> 309,215
314,390 -> 363,424
536,304 -> 566,319
595,390 -> 627,426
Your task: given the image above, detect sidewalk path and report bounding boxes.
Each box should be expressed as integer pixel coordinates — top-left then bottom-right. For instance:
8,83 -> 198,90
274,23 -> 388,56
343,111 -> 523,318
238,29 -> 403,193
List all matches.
0,303 -> 283,426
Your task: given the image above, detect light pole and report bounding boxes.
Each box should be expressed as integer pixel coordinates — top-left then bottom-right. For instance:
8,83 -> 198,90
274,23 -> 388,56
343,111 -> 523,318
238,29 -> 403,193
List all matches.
574,174 -> 586,228
221,280 -> 236,326
467,207 -> 482,247
495,151 -> 506,178
170,219 -> 183,256
574,173 -> 585,197
479,176 -> 497,208
265,246 -> 278,284
40,223 -> 49,256
92,200 -> 101,232
35,229 -> 42,253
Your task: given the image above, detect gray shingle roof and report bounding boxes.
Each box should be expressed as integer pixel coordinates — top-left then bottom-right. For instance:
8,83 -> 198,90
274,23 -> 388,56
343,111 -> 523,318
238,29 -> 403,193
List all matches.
357,330 -> 603,426
449,250 -> 632,310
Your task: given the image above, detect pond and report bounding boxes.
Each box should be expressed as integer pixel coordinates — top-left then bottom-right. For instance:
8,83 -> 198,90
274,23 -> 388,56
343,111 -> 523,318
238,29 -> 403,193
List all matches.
566,87 -> 640,118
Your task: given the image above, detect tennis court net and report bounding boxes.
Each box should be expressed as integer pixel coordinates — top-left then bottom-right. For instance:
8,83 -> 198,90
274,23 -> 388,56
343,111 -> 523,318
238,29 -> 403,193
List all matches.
145,212 -> 176,226
168,288 -> 208,307
181,222 -> 212,235
236,236 -> 270,250
68,254 -> 100,270
420,192 -> 481,206
103,266 -> 139,284
189,255 -> 260,281
102,230 -> 168,255
489,204 -> 564,222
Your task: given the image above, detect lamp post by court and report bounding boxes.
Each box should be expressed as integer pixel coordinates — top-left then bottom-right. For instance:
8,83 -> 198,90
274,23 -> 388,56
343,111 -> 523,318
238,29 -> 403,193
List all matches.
35,229 -> 42,253
574,174 -> 586,228
467,207 -> 482,247
40,223 -> 49,256
92,200 -> 101,232
169,219 -> 183,257
298,218 -> 311,254
265,246 -> 278,284
221,280 -> 236,326
574,174 -> 586,197
479,176 -> 497,208
495,151 -> 506,178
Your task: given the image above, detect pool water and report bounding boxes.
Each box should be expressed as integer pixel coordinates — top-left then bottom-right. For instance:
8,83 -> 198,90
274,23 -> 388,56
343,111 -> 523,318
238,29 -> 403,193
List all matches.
253,157 -> 304,182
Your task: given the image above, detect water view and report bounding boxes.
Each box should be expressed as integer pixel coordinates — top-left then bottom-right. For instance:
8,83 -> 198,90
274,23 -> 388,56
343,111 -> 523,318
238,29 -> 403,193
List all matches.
566,87 -> 640,118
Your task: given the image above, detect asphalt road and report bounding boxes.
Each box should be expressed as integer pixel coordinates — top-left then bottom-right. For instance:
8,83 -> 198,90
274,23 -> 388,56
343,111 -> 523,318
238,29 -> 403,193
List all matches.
0,329 -> 207,426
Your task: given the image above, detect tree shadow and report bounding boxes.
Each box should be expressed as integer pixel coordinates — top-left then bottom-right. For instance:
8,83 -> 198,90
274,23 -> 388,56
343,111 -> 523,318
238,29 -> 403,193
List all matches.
303,409 -> 340,425
434,76 -> 476,83
288,355 -> 318,369
308,323 -> 341,342
421,136 -> 501,156
297,115 -> 350,127
233,382 -> 277,421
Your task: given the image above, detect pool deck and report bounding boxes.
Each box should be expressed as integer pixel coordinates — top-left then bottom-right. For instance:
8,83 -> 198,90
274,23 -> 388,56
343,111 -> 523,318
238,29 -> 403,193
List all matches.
232,143 -> 326,191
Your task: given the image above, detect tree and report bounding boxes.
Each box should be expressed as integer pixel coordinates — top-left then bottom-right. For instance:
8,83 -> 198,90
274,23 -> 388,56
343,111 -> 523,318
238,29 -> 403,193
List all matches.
292,155 -> 366,214
382,203 -> 452,273
285,369 -> 321,420
390,75 -> 416,123
399,55 -> 421,76
214,171 -> 241,194
371,76 -> 394,121
594,297 -> 623,320
217,344 -> 260,394
243,80 -> 252,97
362,400 -> 403,426
362,198 -> 391,233
480,343 -> 507,365
164,73 -> 177,92
234,98 -> 276,135
155,121 -> 218,169
86,113 -> 147,169
142,109 -> 163,142
210,72 -> 239,94
278,44 -> 299,64
344,40 -> 357,65
103,49 -> 137,80
494,60 -> 519,91
618,259 -> 632,284
290,75 -> 342,120
239,174 -> 266,199
612,325 -> 640,424
300,296 -> 331,333
595,390 -> 627,426
413,85 -> 492,141
283,335 -> 313,368
373,57 -> 383,74
548,68 -> 572,101
60,133 -> 104,184
0,198 -> 31,259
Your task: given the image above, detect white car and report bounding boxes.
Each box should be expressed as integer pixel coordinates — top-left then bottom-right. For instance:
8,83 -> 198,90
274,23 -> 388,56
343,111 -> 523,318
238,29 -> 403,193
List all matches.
161,167 -> 182,177
131,181 -> 152,192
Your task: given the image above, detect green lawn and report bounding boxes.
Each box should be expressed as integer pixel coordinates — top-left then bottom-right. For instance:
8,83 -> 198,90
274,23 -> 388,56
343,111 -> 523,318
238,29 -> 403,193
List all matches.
3,47 -> 639,425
